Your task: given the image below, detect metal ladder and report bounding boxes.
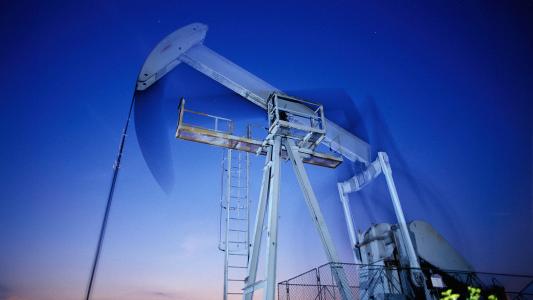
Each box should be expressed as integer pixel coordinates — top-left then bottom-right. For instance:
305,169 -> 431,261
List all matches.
219,148 -> 250,300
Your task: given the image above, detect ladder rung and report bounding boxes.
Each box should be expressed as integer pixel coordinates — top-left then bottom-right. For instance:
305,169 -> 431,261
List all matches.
222,205 -> 247,210
223,154 -> 250,298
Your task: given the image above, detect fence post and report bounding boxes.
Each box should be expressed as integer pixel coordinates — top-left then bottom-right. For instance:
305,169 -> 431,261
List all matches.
316,267 -> 323,300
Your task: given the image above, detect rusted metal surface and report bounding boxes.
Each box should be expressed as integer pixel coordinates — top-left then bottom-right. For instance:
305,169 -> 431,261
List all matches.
176,124 -> 342,168
175,97 -> 342,168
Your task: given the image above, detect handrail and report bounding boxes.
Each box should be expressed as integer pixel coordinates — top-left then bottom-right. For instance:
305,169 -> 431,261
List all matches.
177,98 -> 234,134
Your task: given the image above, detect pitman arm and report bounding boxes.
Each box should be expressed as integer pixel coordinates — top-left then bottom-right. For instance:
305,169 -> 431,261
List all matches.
338,152 -> 430,296
339,156 -> 383,194
136,23 -> 371,164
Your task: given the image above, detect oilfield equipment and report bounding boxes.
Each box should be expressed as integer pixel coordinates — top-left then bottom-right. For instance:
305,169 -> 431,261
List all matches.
86,23 -> 533,300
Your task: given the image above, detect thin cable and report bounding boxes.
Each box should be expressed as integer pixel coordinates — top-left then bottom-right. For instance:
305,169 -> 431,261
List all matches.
84,92 -> 136,300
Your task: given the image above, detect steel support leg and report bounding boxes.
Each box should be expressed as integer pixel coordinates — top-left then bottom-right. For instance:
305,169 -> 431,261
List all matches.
378,152 -> 419,269
263,136 -> 283,300
285,140 -> 354,300
244,145 -> 274,300
337,184 -> 361,264
378,152 -> 431,299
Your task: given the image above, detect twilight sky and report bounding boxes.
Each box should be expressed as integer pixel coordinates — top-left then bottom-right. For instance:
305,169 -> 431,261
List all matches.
0,1 -> 532,300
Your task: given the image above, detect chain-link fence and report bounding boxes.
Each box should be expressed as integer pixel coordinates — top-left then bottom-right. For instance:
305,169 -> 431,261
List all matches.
278,262 -> 533,300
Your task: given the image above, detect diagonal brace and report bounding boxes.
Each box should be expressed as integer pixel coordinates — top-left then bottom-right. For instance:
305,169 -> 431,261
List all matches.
285,139 -> 354,300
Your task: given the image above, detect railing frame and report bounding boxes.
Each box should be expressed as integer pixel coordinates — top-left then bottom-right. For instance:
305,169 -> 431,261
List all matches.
278,262 -> 533,300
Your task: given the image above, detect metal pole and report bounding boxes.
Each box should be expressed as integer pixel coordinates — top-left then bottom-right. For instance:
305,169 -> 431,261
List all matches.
246,125 -> 251,264
263,136 -> 283,300
223,149 -> 232,300
378,152 -> 432,299
316,267 -> 323,300
285,139 -> 354,300
244,145 -> 273,300
337,184 -> 361,264
84,93 -> 135,300
378,152 -> 418,269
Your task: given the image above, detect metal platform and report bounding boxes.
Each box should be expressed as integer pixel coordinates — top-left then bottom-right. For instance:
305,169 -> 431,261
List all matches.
175,98 -> 342,168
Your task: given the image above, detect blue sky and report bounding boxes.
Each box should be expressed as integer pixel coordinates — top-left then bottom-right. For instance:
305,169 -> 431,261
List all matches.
0,1 -> 532,299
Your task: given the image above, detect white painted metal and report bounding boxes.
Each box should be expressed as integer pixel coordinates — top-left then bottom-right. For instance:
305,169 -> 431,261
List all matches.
136,23 -> 371,164
220,149 -> 251,299
378,152 -> 431,298
377,152 -> 419,270
338,153 -> 421,269
176,99 -> 341,168
409,221 -> 473,272
263,136 -> 282,300
135,23 -> 438,299
340,158 -> 382,194
285,139 -> 354,300
338,152 -> 433,298
136,23 -> 207,91
243,136 -> 283,300
243,146 -> 272,300
180,44 -> 275,110
337,183 -> 361,264
243,97 -> 354,300
337,156 -> 381,266
223,150 -> 232,300
182,45 -> 370,164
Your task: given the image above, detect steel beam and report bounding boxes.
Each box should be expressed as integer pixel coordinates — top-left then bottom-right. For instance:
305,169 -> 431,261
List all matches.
244,146 -> 273,300
285,139 -> 354,300
223,150 -> 232,300
378,152 -> 419,269
137,23 -> 371,164
263,136 -> 283,300
378,152 -> 431,298
337,184 -> 361,264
